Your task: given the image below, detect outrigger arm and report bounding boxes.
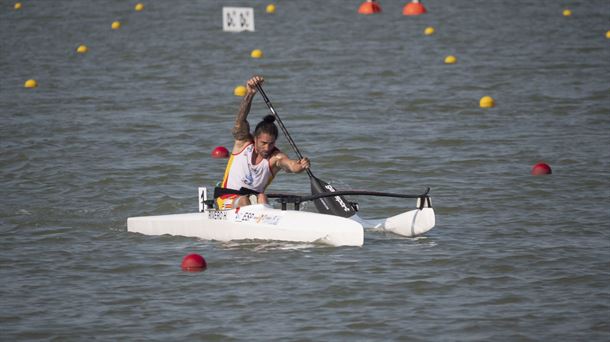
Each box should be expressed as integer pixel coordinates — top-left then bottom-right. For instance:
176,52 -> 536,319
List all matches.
207,187 -> 432,212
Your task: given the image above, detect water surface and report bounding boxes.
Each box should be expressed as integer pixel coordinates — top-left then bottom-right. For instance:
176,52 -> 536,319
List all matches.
1,1 -> 609,340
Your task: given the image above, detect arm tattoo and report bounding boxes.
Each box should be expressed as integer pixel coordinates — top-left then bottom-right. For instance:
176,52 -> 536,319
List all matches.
232,92 -> 254,140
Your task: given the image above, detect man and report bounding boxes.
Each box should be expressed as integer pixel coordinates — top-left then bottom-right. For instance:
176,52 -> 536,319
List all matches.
216,76 -> 310,209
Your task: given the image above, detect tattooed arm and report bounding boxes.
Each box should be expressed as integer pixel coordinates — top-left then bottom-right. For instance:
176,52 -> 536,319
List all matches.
232,76 -> 264,144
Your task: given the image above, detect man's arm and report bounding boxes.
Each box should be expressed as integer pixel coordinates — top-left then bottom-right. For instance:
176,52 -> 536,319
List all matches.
232,76 -> 264,142
232,92 -> 254,141
273,153 -> 310,174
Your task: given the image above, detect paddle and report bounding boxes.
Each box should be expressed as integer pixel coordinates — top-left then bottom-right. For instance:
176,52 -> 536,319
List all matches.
255,84 -> 357,218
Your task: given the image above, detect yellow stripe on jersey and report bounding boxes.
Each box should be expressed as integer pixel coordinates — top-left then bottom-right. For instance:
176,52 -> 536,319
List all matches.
220,154 -> 235,188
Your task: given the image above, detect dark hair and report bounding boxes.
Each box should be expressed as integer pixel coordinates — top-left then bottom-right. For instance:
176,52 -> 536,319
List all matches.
254,115 -> 278,139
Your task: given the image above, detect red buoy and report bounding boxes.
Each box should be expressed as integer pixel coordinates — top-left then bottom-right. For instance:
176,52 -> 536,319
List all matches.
403,0 -> 427,16
181,253 -> 207,272
358,1 -> 381,14
211,146 -> 229,158
531,162 -> 552,175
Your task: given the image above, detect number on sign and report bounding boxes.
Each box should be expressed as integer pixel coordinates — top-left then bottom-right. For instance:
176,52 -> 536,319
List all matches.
222,7 -> 255,32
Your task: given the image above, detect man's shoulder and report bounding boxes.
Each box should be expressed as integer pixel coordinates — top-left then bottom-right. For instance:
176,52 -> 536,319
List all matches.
269,147 -> 284,159
233,138 -> 254,154
268,149 -> 287,168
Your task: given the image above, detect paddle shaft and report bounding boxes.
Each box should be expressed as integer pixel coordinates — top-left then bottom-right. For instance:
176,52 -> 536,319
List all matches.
255,83 -> 358,217
255,84 -> 314,179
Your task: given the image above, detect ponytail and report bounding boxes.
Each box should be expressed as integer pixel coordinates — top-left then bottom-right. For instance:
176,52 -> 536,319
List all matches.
254,115 -> 278,139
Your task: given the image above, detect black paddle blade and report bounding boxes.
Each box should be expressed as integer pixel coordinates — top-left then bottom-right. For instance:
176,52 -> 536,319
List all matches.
310,176 -> 357,218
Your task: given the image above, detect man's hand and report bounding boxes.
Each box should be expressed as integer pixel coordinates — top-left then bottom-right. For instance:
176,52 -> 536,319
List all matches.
273,154 -> 310,174
296,158 -> 310,172
246,76 -> 264,95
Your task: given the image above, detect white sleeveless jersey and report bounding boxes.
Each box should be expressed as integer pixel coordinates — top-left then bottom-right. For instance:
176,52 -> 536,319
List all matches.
221,143 -> 276,193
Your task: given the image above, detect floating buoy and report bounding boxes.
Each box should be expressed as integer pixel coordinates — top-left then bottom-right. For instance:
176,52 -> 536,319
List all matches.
134,3 -> 144,12
24,79 -> 38,88
606,30 -> 610,39
266,4 -> 276,14
76,45 -> 88,54
403,0 -> 426,16
212,146 -> 229,158
563,9 -> 572,17
424,26 -> 435,36
479,96 -> 495,108
251,49 -> 263,58
112,21 -> 121,30
14,2 -> 22,10
531,162 -> 552,175
234,85 -> 247,97
444,55 -> 457,64
181,253 -> 207,272
358,1 -> 381,15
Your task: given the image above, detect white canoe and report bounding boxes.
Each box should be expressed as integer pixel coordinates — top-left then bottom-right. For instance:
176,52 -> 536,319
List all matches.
127,187 -> 435,247
128,203 -> 364,247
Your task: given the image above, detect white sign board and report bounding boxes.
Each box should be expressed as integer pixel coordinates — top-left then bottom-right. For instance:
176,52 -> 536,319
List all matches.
223,7 -> 255,32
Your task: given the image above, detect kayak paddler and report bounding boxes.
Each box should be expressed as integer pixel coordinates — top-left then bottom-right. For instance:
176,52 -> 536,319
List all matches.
216,76 -> 310,209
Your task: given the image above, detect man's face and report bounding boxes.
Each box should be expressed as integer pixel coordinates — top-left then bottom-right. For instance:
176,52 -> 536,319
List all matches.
254,133 -> 276,158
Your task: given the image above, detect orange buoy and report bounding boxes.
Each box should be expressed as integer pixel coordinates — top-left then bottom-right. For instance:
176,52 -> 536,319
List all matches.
531,162 -> 552,175
403,0 -> 427,16
181,253 -> 207,272
212,146 -> 229,158
358,1 -> 381,15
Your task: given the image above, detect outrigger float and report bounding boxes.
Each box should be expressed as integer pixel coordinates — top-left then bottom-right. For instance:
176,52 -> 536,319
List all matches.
127,187 -> 435,247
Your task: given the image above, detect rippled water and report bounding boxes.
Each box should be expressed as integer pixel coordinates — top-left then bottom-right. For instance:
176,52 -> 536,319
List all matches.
1,1 -> 609,340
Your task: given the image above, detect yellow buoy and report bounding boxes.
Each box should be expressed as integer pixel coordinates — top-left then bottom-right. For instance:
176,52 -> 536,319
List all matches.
135,3 -> 144,12
24,79 -> 38,88
606,30 -> 610,39
266,4 -> 276,14
14,2 -> 22,10
76,45 -> 88,54
234,85 -> 247,97
444,55 -> 457,64
563,9 -> 572,17
251,49 -> 263,59
112,21 -> 121,30
424,26 -> 435,36
479,96 -> 495,108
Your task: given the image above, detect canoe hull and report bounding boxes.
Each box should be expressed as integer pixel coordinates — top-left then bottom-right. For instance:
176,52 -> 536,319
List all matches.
128,204 -> 364,247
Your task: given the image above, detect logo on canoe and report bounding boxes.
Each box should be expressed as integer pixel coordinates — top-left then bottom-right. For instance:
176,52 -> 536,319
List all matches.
235,211 -> 255,222
235,211 -> 279,225
208,210 -> 228,220
255,214 -> 280,225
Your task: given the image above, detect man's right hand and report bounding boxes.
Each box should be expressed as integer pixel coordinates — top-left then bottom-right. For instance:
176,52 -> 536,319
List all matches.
246,76 -> 264,95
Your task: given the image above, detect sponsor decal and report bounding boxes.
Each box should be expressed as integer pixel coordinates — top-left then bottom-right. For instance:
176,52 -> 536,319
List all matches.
324,184 -> 352,212
234,211 -> 280,225
256,214 -> 280,225
208,210 -> 228,220
243,172 -> 254,186
235,211 -> 255,222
